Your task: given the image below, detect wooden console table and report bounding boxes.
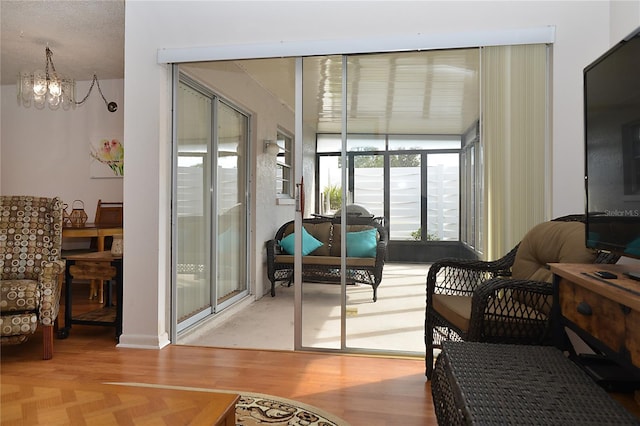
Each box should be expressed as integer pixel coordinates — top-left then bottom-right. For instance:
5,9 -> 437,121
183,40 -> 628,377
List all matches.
551,263 -> 640,373
58,251 -> 123,341
551,262 -> 640,413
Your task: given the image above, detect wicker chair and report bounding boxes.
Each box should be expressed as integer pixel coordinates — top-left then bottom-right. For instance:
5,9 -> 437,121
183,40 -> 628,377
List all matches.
424,216 -> 620,379
0,195 -> 65,359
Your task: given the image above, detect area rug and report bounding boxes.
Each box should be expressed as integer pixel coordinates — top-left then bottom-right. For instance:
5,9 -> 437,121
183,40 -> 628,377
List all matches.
109,382 -> 350,426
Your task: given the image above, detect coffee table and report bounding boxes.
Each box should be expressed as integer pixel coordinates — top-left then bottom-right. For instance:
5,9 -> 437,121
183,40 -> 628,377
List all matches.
0,376 -> 238,425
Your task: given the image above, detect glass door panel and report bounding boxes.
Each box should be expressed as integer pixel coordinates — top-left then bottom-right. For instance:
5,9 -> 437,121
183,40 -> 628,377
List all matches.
301,55 -> 343,350
176,81 -> 213,330
174,73 -> 250,335
344,53 -> 430,353
216,101 -> 248,309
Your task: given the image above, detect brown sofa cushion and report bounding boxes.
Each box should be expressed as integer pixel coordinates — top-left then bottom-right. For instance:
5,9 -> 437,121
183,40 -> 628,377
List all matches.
281,222 -> 332,256
512,221 -> 596,283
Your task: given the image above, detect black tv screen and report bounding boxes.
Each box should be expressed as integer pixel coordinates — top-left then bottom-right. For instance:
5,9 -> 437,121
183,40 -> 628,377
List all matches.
585,27 -> 640,259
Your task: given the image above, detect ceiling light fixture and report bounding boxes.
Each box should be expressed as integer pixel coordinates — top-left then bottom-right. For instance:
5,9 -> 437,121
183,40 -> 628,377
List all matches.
16,46 -> 118,112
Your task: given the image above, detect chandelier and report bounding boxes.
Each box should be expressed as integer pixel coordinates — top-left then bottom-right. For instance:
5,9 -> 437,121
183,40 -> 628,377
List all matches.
17,46 -> 118,112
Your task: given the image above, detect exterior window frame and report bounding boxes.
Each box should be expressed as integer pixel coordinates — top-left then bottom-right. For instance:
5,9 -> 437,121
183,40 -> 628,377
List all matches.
276,128 -> 294,198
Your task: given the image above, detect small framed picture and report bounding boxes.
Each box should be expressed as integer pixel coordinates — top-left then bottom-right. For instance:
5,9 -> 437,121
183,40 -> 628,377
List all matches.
90,138 -> 124,178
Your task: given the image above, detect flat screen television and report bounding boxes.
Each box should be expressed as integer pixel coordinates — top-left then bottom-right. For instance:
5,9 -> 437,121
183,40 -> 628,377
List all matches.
584,27 -> 640,266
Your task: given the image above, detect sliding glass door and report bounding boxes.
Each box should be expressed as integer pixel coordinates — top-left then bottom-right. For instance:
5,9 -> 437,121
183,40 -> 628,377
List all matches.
174,75 -> 249,333
169,43 -> 546,354
298,51 -> 473,354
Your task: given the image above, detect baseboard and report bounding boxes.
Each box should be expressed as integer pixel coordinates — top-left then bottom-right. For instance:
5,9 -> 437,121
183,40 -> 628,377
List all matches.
117,332 -> 171,349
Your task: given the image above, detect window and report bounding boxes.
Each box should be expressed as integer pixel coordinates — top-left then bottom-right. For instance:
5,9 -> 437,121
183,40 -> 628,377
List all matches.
316,133 -> 461,245
276,130 -> 293,197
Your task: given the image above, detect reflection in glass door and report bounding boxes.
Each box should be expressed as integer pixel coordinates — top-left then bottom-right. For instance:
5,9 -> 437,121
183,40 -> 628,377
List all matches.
174,75 -> 249,333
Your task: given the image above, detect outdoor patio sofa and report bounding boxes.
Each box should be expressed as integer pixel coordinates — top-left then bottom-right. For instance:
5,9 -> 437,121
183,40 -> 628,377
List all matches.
266,216 -> 387,302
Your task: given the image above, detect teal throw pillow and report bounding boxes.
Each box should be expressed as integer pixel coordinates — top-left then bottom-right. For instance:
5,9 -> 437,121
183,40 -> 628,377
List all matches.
279,226 -> 324,255
346,228 -> 377,258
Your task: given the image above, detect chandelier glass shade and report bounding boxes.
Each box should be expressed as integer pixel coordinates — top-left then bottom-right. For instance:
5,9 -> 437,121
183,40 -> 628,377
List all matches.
17,47 -> 76,110
17,46 -> 118,112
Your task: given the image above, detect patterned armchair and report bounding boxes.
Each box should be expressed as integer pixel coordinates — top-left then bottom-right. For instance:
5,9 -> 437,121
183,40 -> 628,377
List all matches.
0,196 -> 65,359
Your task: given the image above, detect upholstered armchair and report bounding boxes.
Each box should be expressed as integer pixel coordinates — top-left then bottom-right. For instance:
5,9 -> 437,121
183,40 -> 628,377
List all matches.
0,196 -> 65,359
424,216 -> 620,379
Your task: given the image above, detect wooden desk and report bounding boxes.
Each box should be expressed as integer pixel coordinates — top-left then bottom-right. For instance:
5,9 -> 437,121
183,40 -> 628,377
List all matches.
63,223 -> 123,251
58,251 -> 123,341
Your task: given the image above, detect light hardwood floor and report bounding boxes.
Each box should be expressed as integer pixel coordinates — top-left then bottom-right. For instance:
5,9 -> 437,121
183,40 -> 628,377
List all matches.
1,285 -> 436,426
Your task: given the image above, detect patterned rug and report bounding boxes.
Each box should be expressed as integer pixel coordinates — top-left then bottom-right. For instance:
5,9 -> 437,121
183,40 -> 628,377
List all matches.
110,383 -> 350,426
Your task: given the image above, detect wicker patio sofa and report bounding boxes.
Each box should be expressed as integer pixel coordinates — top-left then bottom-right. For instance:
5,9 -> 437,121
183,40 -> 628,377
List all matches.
266,217 -> 387,301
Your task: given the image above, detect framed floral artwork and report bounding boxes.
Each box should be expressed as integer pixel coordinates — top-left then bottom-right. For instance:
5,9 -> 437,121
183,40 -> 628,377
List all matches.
90,138 -> 124,178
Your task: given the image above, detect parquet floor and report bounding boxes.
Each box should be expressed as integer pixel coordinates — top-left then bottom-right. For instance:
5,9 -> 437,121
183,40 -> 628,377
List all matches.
1,284 -> 435,425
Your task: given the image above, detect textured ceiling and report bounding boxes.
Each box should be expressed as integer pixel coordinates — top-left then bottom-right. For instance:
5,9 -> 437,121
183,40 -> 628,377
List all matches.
0,0 -> 125,85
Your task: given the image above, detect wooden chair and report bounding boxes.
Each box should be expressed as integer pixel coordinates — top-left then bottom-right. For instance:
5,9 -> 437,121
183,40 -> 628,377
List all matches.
95,200 -> 123,228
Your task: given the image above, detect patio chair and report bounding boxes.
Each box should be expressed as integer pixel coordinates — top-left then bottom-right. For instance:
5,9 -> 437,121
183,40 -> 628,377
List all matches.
424,215 -> 620,379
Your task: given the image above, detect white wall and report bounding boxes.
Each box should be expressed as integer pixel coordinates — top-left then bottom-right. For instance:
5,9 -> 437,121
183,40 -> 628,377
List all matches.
611,1 -> 640,42
0,79 -> 124,221
118,1 -> 638,348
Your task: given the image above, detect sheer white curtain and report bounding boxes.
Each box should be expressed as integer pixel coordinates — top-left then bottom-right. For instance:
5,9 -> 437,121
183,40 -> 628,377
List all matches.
481,44 -> 550,259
